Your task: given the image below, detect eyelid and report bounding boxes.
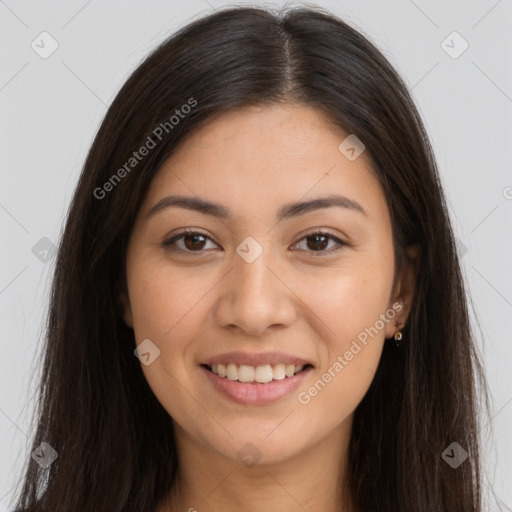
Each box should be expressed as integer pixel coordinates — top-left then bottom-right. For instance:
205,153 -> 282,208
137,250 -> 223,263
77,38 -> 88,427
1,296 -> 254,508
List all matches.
162,229 -> 220,253
162,229 -> 348,255
290,230 -> 347,256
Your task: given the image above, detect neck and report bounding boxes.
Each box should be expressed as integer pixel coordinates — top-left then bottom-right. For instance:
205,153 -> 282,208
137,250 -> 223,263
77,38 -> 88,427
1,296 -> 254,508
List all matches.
157,418 -> 355,512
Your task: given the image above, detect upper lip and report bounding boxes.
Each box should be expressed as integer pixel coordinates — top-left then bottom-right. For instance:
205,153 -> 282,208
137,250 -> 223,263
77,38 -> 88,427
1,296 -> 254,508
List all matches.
202,351 -> 314,368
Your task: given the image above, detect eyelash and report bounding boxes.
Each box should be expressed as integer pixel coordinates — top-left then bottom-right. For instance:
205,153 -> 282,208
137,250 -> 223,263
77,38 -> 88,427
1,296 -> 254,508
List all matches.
162,229 -> 347,257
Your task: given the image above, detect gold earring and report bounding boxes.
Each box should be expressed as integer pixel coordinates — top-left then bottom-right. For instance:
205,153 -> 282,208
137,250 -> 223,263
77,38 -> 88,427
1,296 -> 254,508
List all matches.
394,330 -> 403,347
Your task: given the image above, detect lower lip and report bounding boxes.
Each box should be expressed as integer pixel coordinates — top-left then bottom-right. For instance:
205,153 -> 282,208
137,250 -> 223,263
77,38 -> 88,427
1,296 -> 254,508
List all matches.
200,365 -> 313,405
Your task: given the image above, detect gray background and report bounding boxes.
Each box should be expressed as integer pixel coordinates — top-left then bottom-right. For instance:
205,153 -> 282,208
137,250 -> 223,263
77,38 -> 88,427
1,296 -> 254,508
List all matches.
1,0 -> 511,509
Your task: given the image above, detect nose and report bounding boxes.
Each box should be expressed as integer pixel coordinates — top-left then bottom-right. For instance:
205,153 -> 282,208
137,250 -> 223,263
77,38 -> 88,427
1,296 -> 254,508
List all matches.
213,240 -> 296,337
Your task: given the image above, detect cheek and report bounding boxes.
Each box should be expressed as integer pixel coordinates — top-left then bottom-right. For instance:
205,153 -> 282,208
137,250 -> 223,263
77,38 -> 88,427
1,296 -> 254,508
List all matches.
126,261 -> 214,421
126,256 -> 220,394
292,265 -> 392,433
295,257 -> 394,347
126,258 -> 209,340
291,252 -> 394,415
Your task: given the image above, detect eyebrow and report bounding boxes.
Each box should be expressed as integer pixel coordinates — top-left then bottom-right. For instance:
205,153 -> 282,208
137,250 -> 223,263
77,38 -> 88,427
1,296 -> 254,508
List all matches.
145,193 -> 367,221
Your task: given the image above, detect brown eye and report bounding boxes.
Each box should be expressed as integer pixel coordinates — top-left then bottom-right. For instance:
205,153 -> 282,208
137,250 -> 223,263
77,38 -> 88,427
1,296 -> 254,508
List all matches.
306,233 -> 329,251
162,230 -> 346,256
292,231 -> 346,254
162,231 -> 219,253
182,233 -> 207,250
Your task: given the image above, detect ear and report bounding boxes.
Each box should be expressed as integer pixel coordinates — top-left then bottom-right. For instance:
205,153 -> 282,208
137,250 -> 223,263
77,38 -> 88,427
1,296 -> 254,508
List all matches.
118,289 -> 133,328
385,243 -> 421,339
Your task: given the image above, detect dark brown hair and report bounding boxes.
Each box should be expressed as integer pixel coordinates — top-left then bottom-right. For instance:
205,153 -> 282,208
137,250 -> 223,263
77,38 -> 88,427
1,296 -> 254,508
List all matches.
12,5 -> 491,511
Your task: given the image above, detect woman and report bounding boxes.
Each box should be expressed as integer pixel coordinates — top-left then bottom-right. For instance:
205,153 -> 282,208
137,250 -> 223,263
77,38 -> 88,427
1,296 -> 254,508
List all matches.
12,5 -> 490,511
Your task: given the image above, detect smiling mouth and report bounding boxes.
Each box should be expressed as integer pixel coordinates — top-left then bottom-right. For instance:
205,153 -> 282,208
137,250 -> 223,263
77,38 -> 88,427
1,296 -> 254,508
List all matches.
201,363 -> 313,384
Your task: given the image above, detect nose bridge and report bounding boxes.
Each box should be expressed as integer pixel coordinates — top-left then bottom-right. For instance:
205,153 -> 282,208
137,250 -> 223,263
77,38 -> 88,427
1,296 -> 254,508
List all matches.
233,234 -> 278,304
215,234 -> 295,335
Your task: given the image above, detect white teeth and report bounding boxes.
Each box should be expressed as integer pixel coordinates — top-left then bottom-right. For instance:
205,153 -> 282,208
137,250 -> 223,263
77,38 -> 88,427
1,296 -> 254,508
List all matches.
273,363 -> 286,380
209,363 -> 308,383
254,364 -> 273,383
238,364 -> 255,382
226,363 -> 238,381
285,365 -> 295,377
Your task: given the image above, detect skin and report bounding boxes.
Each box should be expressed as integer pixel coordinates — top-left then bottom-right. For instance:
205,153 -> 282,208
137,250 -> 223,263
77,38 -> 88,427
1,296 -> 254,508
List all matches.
120,103 -> 420,512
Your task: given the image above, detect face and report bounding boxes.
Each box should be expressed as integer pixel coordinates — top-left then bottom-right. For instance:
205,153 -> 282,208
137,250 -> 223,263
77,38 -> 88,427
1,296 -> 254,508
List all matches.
121,103 -> 418,467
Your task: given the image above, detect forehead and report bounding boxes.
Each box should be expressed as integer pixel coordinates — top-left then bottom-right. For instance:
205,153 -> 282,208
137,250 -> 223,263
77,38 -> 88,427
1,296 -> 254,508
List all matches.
140,103 -> 388,222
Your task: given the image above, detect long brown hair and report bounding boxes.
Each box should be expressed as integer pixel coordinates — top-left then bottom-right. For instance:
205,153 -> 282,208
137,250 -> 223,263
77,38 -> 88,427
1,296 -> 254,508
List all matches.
12,5 -> 491,511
